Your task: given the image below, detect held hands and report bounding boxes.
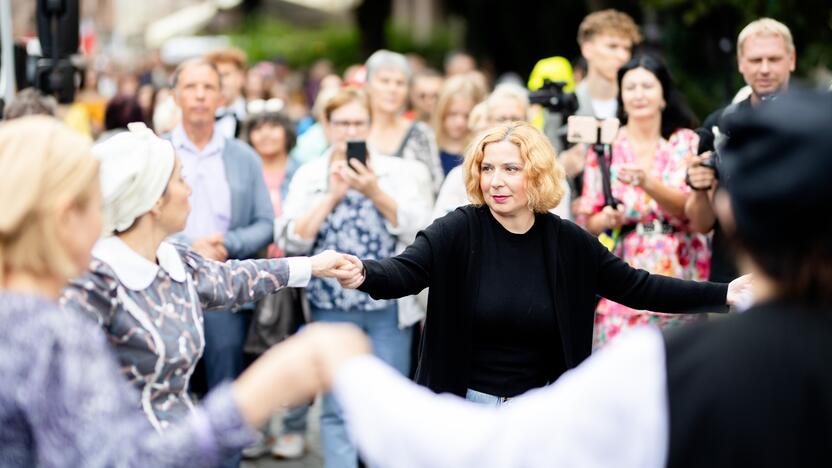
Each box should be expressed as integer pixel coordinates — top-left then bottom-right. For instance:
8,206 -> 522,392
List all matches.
300,323 -> 373,388
726,273 -> 754,312
232,323 -> 372,427
310,250 -> 363,280
193,233 -> 227,261
335,254 -> 365,289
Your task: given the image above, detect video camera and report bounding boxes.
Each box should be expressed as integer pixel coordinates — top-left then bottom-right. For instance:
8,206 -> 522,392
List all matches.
528,80 -> 579,117
34,0 -> 79,103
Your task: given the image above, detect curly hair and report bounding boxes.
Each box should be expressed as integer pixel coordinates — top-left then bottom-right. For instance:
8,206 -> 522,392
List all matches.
463,122 -> 565,213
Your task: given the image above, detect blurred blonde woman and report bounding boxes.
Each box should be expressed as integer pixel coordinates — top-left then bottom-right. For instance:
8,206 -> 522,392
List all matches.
431,73 -> 488,177
0,116 -> 350,467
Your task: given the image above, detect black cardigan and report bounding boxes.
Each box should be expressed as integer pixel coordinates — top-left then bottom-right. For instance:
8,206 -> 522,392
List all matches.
359,205 -> 729,396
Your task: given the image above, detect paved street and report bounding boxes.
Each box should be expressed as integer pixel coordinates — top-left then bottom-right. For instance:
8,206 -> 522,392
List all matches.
242,398 -> 324,468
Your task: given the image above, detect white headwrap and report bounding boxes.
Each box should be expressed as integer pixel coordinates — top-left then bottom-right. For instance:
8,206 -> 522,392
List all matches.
93,122 -> 176,234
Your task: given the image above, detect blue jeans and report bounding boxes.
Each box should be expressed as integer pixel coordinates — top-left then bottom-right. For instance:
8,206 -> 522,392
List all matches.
282,403 -> 309,434
313,303 -> 411,468
203,309 -> 251,468
465,388 -> 513,407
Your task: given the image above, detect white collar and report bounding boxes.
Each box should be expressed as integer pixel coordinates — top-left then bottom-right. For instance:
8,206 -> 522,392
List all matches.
92,236 -> 188,291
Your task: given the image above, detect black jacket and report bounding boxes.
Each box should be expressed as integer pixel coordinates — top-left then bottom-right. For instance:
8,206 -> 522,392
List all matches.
665,301 -> 832,467
359,205 -> 728,396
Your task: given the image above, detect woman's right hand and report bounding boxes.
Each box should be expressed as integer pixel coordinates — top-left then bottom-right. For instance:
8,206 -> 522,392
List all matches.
336,254 -> 365,289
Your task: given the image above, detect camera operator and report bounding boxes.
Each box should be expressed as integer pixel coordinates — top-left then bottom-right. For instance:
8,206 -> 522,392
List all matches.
558,10 -> 641,180
685,18 -> 796,283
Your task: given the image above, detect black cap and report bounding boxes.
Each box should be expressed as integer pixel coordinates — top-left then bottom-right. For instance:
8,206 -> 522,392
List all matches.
721,88 -> 832,248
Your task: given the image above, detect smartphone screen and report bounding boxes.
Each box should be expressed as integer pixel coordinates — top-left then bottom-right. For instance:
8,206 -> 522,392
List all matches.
566,116 -> 598,144
346,141 -> 367,167
566,116 -> 620,145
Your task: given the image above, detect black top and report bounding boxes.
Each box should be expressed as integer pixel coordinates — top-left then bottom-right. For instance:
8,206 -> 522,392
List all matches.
664,300 -> 832,467
359,205 -> 729,396
469,212 -> 563,397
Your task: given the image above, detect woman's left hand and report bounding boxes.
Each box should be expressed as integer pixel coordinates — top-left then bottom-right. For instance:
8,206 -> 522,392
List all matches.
617,163 -> 651,189
726,273 -> 754,311
342,159 -> 381,198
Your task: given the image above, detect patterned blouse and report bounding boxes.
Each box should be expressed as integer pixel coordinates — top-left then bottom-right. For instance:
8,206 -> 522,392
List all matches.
60,237 -> 310,432
0,292 -> 255,467
578,128 -> 711,347
307,189 -> 398,311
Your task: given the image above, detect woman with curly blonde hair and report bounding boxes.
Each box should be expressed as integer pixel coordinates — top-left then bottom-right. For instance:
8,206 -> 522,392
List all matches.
336,121 -> 735,404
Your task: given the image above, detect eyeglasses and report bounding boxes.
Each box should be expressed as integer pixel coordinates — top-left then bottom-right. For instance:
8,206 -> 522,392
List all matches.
330,119 -> 370,130
247,98 -> 284,115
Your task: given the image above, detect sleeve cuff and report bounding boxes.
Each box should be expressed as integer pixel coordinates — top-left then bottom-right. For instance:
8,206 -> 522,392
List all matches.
286,256 -> 312,287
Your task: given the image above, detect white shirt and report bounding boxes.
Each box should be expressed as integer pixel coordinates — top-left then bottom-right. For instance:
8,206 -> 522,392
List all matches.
277,150 -> 434,327
333,326 -> 669,468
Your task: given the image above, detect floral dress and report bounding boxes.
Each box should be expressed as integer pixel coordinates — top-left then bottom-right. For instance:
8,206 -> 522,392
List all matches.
579,128 -> 711,348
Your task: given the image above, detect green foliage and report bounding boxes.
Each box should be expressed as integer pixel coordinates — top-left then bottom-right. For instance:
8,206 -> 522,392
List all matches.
640,0 -> 831,116
227,17 -> 363,69
384,22 -> 456,70
228,16 -> 456,72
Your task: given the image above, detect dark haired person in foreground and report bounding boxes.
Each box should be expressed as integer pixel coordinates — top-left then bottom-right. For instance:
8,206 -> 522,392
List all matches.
315,89 -> 832,467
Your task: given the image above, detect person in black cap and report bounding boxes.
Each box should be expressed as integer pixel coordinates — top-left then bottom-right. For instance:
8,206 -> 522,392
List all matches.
287,88 -> 832,468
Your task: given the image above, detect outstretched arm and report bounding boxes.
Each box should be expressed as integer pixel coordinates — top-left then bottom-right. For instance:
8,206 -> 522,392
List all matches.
306,325 -> 670,468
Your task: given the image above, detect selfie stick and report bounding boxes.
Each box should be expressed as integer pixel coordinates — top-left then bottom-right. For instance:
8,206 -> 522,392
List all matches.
593,124 -> 621,251
594,125 -> 617,208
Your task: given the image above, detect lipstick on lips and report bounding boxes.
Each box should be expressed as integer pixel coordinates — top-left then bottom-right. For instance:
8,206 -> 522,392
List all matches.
492,194 -> 510,203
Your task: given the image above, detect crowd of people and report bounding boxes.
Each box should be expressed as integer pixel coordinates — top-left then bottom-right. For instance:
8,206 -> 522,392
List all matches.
1,7 -> 831,468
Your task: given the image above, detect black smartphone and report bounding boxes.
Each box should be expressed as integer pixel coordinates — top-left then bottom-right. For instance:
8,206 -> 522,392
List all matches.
346,141 -> 367,167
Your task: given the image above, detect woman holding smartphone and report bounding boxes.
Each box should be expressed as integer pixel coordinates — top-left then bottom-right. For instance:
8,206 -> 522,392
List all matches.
276,87 -> 433,468
578,52 -> 709,348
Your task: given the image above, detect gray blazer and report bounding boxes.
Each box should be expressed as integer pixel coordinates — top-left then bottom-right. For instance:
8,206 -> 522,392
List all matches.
221,139 -> 275,259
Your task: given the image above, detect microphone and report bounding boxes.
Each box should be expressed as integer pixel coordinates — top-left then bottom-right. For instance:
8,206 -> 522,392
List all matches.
695,127 -> 715,155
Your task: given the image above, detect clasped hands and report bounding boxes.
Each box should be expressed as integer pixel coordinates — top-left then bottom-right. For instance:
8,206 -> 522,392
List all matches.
309,250 -> 365,286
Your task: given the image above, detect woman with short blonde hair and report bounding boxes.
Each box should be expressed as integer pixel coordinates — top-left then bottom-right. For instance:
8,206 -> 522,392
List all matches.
463,122 -> 565,212
338,121 -> 731,405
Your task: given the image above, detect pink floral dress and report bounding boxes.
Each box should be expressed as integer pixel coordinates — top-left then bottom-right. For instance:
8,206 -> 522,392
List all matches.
578,128 -> 711,348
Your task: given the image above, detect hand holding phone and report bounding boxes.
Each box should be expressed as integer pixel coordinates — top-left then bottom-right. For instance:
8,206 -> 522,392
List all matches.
346,141 -> 367,167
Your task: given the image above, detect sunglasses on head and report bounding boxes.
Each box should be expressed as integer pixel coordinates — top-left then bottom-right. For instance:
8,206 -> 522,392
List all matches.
247,98 -> 284,115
